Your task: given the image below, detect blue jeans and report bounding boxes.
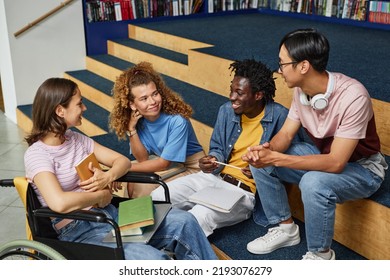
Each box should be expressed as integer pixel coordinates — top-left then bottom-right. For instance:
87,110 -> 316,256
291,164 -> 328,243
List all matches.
53,206 -> 217,260
250,142 -> 383,252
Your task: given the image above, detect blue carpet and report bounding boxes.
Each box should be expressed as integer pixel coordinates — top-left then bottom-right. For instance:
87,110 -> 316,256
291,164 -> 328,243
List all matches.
209,218 -> 366,260
111,39 -> 188,64
131,12 -> 390,103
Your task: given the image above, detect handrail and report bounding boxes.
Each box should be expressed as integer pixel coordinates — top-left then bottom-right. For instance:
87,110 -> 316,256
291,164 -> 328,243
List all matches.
14,0 -> 75,38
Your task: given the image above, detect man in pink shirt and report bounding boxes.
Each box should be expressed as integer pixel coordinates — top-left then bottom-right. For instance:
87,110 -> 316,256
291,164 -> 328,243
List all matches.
243,28 -> 388,260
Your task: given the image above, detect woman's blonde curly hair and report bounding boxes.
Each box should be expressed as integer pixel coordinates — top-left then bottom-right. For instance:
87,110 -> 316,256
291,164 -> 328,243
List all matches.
109,61 -> 193,140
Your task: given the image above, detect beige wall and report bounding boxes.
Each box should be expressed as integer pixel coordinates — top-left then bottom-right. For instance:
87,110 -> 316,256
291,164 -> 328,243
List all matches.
0,0 -> 86,123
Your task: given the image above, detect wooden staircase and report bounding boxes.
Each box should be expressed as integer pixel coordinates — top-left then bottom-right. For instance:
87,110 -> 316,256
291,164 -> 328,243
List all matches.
16,23 -> 390,260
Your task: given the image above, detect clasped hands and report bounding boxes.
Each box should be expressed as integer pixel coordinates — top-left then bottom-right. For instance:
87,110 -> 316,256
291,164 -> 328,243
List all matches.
242,142 -> 273,168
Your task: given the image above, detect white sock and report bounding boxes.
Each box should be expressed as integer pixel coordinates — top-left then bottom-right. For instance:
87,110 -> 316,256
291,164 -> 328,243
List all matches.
279,222 -> 296,234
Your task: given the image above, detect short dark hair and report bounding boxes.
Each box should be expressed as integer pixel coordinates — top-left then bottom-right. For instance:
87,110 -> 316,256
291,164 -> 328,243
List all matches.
229,59 -> 275,103
279,28 -> 329,72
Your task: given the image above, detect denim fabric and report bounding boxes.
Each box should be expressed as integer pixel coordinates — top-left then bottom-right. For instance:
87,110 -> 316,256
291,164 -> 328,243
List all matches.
208,101 -> 292,174
152,172 -> 255,236
208,100 -> 308,223
52,205 -> 217,260
250,142 -> 384,252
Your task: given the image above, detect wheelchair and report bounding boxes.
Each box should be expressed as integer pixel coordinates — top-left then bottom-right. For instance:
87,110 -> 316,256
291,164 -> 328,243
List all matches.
0,172 -> 170,260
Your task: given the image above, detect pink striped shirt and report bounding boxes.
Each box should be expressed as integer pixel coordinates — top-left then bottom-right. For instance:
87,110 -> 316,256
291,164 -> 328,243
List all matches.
24,130 -> 94,207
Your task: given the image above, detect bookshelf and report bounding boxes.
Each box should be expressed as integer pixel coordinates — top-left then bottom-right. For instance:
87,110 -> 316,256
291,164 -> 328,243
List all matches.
83,0 -> 390,55
258,0 -> 390,26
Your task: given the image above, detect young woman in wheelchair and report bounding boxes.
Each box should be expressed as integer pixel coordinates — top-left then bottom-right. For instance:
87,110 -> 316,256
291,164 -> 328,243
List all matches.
23,77 -> 217,260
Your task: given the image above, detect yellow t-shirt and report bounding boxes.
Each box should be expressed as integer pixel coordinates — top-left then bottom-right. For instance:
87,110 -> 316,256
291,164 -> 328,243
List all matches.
221,110 -> 264,193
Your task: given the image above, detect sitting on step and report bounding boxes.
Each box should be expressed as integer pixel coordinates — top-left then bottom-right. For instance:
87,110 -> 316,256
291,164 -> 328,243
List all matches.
109,61 -> 205,198
243,28 -> 388,260
152,58 -> 306,237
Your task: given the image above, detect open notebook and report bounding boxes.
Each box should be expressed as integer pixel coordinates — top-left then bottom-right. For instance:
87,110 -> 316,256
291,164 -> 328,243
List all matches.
133,155 -> 186,180
156,162 -> 186,180
103,203 -> 171,243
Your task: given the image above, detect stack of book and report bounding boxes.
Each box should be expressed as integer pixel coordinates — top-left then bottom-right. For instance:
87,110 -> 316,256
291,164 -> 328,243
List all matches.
116,195 -> 155,236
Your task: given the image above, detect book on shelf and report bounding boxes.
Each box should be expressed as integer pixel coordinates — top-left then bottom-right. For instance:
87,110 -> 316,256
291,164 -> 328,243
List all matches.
114,1 -> 122,20
75,152 -> 101,181
117,195 -> 155,236
188,186 -> 246,213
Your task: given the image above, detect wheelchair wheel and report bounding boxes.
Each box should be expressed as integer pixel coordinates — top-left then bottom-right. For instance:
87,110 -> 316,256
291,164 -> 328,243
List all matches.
0,239 -> 66,260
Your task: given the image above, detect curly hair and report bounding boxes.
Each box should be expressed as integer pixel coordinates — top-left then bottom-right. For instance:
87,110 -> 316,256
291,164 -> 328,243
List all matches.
109,61 -> 193,140
229,59 -> 276,103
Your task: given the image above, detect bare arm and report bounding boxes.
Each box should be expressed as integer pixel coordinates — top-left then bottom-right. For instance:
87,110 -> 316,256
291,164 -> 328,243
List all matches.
243,117 -> 358,173
128,132 -> 149,162
242,118 -> 300,164
130,156 -> 171,172
79,141 -> 132,192
34,171 -> 112,213
269,118 -> 301,153
266,137 -> 358,173
128,109 -> 149,161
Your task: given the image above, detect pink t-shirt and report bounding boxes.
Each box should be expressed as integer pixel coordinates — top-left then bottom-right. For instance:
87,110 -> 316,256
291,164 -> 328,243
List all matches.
24,130 -> 94,207
288,72 -> 380,161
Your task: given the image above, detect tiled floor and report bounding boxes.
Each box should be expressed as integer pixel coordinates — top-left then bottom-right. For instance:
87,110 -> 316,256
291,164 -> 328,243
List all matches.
0,111 -> 28,246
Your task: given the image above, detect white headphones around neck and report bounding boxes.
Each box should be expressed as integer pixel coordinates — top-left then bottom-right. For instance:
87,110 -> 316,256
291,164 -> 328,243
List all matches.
300,72 -> 334,110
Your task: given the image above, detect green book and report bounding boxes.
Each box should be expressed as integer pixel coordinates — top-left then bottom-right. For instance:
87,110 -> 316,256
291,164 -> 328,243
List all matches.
117,196 -> 154,236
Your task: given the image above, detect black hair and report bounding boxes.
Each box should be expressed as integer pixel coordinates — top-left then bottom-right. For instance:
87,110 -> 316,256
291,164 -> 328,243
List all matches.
229,59 -> 276,103
279,28 -> 329,72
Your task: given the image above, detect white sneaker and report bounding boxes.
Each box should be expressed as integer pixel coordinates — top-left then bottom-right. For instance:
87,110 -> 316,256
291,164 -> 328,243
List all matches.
247,225 -> 301,254
302,249 -> 336,260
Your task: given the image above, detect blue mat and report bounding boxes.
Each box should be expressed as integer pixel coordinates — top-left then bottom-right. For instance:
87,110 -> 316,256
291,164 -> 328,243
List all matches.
209,217 -> 366,260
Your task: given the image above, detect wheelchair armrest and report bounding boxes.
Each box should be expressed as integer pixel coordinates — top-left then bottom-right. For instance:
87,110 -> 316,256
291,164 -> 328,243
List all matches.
33,207 -> 123,250
116,171 -> 170,203
0,179 -> 15,187
117,171 -> 161,183
34,207 -> 108,223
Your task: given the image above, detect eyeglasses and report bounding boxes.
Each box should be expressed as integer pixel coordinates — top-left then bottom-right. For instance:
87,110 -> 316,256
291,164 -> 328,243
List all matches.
278,61 -> 298,72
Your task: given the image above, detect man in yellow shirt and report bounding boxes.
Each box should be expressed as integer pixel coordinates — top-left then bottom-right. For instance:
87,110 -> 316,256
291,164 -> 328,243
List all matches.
152,59 -> 293,236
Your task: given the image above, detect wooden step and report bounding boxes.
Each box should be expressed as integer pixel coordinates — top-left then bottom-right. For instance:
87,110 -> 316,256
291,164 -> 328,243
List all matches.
65,61 -> 226,152
16,100 -> 107,138
128,24 -> 213,55
107,38 -> 190,82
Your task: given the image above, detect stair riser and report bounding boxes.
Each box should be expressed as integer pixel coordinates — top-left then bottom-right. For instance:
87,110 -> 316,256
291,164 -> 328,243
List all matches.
64,73 -> 114,113
128,25 -> 212,55
108,41 -> 189,82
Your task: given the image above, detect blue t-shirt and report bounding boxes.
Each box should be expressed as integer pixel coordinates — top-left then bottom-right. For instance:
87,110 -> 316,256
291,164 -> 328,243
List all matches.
132,113 -> 203,162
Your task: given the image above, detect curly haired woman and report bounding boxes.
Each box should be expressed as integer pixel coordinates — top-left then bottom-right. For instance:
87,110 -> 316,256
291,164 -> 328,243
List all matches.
109,62 -> 205,197
24,77 -> 217,260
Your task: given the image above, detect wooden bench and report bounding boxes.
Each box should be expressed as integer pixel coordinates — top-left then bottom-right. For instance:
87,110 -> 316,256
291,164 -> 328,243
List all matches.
204,74 -> 390,260
273,78 -> 390,260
